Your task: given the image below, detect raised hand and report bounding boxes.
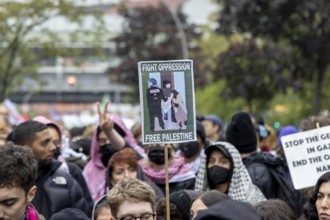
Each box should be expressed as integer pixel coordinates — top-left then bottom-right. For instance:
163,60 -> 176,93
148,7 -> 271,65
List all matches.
97,100 -> 113,133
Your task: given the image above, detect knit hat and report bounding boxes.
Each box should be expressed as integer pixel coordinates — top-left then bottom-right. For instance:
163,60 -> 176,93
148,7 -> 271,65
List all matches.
198,190 -> 229,207
195,199 -> 261,220
225,112 -> 257,153
278,125 -> 298,146
170,190 -> 203,220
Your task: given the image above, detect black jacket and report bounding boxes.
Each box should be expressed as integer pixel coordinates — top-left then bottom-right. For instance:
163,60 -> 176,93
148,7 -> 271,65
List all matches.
195,199 -> 261,220
67,161 -> 94,207
157,178 -> 196,196
33,160 -> 91,219
242,153 -> 276,199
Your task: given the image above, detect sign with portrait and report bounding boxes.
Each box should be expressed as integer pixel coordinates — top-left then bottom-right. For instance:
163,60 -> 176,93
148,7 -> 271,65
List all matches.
138,60 -> 196,144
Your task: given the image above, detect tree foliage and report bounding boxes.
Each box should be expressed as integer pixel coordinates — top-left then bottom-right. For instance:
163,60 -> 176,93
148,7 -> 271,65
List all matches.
0,0 -> 106,101
214,38 -> 304,112
215,0 -> 330,114
109,3 -> 202,101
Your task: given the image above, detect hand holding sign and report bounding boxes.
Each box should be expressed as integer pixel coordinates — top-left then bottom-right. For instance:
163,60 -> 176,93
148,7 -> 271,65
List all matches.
97,100 -> 113,133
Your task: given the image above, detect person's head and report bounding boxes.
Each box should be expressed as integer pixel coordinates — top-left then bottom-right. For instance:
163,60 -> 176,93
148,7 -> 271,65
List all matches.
97,124 -> 126,167
179,122 -> 206,160
190,190 -> 229,219
171,90 -> 179,99
93,195 -> 112,220
205,144 -> 233,191
300,116 -> 330,131
33,115 -> 62,159
145,144 -> 174,166
156,197 -> 184,220
108,148 -> 138,186
49,208 -> 90,220
97,126 -> 111,147
71,137 -> 92,158
12,120 -> 56,165
0,143 -> 38,219
163,80 -> 171,88
165,190 -> 203,220
194,199 -> 260,220
202,115 -> 222,141
107,178 -> 156,220
277,125 -> 298,147
69,126 -> 87,141
0,103 -> 9,125
97,123 -> 127,146
254,199 -> 297,220
225,112 -> 257,154
305,172 -> 330,220
0,122 -> 9,145
148,78 -> 157,87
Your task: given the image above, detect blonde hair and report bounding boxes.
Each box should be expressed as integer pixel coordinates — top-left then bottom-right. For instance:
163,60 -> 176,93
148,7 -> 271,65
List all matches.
107,178 -> 156,217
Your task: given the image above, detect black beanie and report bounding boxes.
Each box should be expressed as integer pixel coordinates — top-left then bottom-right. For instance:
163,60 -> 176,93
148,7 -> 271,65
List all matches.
170,190 -> 203,220
225,112 -> 257,153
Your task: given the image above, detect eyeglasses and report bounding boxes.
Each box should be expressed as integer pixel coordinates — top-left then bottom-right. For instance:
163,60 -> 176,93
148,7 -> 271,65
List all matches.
116,213 -> 156,220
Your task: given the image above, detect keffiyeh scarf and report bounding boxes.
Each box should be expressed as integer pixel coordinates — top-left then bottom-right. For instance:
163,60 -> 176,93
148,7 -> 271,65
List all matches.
194,141 -> 266,205
139,156 -> 195,184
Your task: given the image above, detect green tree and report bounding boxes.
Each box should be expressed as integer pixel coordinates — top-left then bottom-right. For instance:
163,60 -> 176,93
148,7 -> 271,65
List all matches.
213,38 -> 306,112
109,3 -> 202,101
0,0 -> 106,101
215,0 -> 330,114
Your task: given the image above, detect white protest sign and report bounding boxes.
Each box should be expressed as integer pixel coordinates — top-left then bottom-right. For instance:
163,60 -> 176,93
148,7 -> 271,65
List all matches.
281,125 -> 330,190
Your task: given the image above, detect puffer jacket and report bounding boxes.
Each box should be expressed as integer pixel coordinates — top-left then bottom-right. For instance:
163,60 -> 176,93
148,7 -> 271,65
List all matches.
242,152 -> 276,199
33,160 -> 91,219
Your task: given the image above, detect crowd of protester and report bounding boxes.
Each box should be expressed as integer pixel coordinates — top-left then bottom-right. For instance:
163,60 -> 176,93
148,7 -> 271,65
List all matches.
1,100 -> 330,220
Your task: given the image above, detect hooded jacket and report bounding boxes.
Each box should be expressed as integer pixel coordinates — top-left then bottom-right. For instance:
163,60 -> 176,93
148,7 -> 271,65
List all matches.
33,160 -> 91,219
194,141 -> 266,205
83,114 -> 145,202
33,116 -> 93,206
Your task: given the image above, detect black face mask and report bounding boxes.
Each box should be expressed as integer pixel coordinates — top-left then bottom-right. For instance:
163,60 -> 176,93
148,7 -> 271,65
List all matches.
179,141 -> 201,158
100,144 -> 117,167
148,146 -> 171,165
53,148 -> 61,160
208,166 -> 231,185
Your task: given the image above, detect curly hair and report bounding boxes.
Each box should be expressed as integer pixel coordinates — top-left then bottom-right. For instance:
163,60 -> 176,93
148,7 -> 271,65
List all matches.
0,142 -> 38,193
303,172 -> 330,220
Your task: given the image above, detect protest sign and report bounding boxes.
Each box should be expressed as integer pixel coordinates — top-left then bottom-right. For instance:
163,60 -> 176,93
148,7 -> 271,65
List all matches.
138,60 -> 196,144
281,125 -> 330,189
